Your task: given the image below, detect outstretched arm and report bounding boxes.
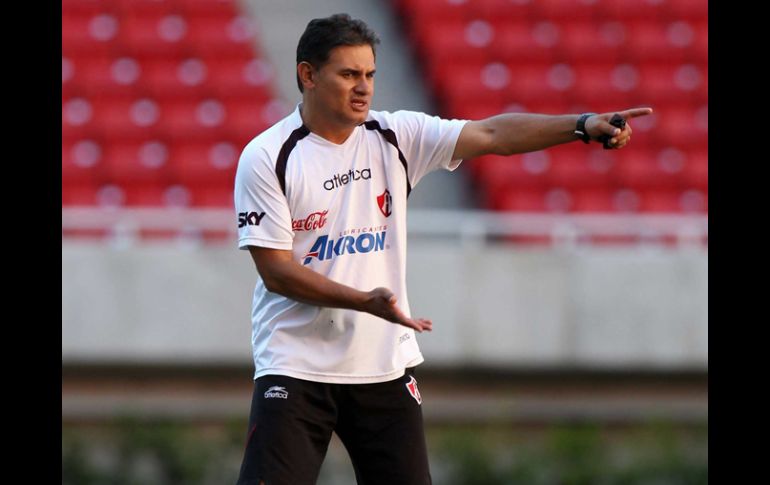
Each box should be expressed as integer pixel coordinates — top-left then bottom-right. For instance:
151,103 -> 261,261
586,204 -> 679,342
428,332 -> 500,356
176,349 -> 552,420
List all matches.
452,107 -> 653,160
247,246 -> 433,332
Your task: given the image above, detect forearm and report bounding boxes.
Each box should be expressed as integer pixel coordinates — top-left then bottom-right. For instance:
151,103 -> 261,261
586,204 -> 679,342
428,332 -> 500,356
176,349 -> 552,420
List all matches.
261,259 -> 367,311
483,113 -> 580,155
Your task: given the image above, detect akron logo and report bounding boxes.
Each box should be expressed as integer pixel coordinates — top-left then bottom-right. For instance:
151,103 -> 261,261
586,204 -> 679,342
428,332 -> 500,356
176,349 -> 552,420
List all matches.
377,189 -> 392,217
405,376 -> 422,405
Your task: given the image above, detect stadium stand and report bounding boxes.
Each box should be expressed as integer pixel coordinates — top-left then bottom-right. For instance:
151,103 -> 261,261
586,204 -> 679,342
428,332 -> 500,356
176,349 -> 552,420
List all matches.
62,0 -> 278,210
63,0 -> 707,221
393,0 -> 708,215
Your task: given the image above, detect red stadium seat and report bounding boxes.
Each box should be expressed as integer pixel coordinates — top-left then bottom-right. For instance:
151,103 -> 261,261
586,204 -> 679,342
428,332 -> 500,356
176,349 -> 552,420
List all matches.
443,100 -> 504,122
63,96 -> 99,140
62,12 -> 121,56
176,0 -> 240,16
435,61 -> 508,109
169,140 -> 240,187
490,21 -> 558,63
636,63 -> 706,103
113,0 -> 178,15
91,95 -> 166,140
102,140 -> 174,184
547,145 -> 614,189
71,55 -> 144,97
474,153 -> 551,206
475,0 -> 535,22
681,148 -> 708,191
625,20 -> 695,63
505,63 -> 571,105
654,103 -> 708,148
119,12 -> 190,58
402,0 -> 471,27
417,20 -> 493,66
602,0 -> 669,21
668,0 -> 709,20
141,57 -> 212,100
205,57 -> 275,101
221,98 -> 274,144
190,186 -> 236,207
557,21 -> 626,63
692,20 -> 708,63
531,0 -> 605,20
185,12 -> 257,59
63,138 -> 107,185
495,187 -> 548,212
570,63 -> 639,106
613,149 -> 684,190
638,189 -> 684,213
62,0 -> 111,15
571,188 -> 622,213
157,98 -> 228,141
62,183 -> 100,206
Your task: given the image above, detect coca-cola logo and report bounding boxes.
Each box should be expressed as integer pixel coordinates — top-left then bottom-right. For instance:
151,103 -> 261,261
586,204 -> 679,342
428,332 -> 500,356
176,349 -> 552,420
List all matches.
292,210 -> 329,232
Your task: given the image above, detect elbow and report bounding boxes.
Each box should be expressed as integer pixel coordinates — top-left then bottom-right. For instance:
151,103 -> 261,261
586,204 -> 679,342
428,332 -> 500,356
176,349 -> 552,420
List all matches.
261,273 -> 285,294
262,276 -> 279,294
257,266 -> 286,295
487,128 -> 517,156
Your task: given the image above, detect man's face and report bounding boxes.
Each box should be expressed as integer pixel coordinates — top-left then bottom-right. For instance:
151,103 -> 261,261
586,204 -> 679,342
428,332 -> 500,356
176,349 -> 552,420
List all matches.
309,44 -> 376,127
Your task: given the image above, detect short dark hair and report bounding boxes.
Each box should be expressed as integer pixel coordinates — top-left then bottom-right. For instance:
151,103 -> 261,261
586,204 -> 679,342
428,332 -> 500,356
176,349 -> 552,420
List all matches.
295,14 -> 380,93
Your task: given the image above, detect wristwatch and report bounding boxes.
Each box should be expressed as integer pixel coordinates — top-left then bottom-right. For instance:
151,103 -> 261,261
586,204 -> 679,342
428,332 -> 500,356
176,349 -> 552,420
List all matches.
574,113 -> 596,144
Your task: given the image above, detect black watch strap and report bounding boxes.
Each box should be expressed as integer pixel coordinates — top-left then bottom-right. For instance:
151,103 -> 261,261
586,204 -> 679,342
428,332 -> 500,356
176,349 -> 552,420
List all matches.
574,113 -> 596,144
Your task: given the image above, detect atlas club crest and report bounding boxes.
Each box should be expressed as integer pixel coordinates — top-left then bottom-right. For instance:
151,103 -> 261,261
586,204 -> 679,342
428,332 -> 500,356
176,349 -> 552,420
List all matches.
405,375 -> 422,405
377,188 -> 392,217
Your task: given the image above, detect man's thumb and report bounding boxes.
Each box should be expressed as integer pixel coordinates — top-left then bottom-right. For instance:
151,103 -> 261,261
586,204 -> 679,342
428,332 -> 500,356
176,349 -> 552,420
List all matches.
600,119 -> 622,137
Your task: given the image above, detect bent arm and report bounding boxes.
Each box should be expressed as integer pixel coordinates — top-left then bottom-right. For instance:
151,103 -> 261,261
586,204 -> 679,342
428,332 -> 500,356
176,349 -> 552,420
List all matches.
452,107 -> 653,160
247,246 -> 432,332
249,245 -> 367,310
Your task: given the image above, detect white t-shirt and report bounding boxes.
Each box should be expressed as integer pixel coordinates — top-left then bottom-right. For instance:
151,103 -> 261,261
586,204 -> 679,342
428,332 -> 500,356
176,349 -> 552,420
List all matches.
234,105 -> 467,383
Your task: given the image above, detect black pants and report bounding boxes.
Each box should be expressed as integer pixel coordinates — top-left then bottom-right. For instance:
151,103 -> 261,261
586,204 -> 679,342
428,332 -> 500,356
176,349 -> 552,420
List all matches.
236,367 -> 431,485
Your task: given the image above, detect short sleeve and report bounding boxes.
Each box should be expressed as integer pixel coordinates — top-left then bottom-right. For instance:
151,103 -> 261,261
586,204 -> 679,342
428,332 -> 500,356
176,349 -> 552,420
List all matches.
234,143 -> 294,250
387,110 -> 468,188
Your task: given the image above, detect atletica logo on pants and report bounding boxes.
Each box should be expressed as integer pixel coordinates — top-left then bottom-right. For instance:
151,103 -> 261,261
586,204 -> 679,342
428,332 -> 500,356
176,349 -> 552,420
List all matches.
264,386 -> 288,399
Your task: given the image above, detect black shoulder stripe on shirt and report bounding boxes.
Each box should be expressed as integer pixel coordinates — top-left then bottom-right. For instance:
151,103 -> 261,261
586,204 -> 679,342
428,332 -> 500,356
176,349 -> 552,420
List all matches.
275,125 -> 310,195
363,120 -> 412,198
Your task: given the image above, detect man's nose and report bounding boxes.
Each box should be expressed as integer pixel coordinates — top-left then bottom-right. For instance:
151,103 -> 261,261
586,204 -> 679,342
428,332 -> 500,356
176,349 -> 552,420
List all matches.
354,77 -> 372,94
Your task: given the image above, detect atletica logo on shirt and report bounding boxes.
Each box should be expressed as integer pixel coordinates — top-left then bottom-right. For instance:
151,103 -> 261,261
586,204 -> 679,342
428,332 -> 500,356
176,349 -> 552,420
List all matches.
264,386 -> 288,399
323,168 -> 371,191
302,229 -> 386,265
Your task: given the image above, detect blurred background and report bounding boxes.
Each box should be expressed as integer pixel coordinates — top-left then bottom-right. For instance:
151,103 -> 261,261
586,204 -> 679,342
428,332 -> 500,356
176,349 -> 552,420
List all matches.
62,0 -> 707,483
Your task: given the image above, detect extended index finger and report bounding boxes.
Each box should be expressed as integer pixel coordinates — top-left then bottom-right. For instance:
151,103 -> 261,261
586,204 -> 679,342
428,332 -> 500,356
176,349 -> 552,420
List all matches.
619,107 -> 654,119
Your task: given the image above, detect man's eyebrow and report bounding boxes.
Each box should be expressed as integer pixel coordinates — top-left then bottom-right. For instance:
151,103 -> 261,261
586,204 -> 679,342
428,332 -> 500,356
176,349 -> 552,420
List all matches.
340,68 -> 376,75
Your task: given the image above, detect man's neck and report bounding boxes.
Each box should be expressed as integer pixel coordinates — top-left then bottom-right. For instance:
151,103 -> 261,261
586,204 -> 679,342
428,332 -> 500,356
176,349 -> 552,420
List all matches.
299,102 -> 357,145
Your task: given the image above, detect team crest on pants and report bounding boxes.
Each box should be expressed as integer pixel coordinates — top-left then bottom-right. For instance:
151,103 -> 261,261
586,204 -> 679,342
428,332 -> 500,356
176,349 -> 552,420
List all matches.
405,376 -> 422,405
377,189 -> 392,217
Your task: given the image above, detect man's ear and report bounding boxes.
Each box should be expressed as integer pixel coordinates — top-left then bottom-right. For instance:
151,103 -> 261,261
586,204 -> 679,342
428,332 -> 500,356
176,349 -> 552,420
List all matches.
297,62 -> 316,90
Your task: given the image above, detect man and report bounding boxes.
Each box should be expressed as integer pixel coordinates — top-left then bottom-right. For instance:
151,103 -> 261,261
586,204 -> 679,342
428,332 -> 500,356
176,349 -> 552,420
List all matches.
234,13 -> 651,485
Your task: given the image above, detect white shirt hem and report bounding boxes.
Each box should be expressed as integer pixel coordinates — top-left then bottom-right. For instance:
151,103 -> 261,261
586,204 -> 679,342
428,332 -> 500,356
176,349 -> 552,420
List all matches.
253,354 -> 425,384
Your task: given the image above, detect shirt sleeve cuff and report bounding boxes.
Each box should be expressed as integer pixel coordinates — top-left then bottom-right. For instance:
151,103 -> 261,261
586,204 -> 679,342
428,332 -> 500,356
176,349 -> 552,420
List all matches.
238,237 -> 293,251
